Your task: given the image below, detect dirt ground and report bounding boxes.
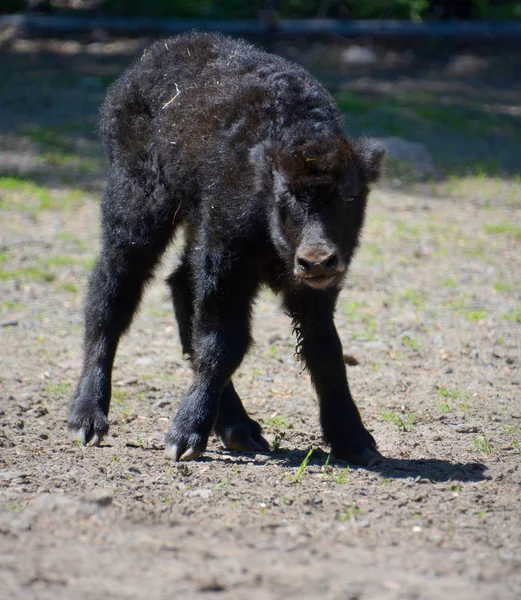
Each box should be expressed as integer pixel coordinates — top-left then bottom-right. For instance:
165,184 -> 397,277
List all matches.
0,33 -> 520,600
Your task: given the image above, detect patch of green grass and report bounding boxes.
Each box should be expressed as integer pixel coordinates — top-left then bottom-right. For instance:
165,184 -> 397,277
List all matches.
58,282 -> 78,293
338,506 -> 362,521
402,335 -> 421,350
437,387 -> 465,401
397,289 -> 426,309
341,300 -> 368,317
322,453 -> 331,476
494,281 -> 515,294
272,431 -> 286,452
442,278 -> 458,288
0,176 -> 53,210
485,223 -> 521,241
42,255 -> 78,267
450,299 -> 487,322
503,308 -> 521,323
361,243 -> 382,265
55,232 -> 89,249
38,152 -> 99,174
462,242 -> 487,258
293,447 -> 315,483
332,465 -> 350,484
112,388 -> 127,405
437,400 -> 453,413
395,220 -> 420,237
81,257 -> 96,271
447,484 -> 461,493
0,176 -> 88,213
512,440 -> 521,455
343,301 -> 378,341
335,91 -> 381,115
474,436 -> 492,455
0,266 -> 55,282
381,409 -> 414,432
44,382 -> 70,395
23,125 -> 76,152
464,309 -> 487,321
268,416 -> 292,429
0,300 -> 25,312
505,425 -> 521,436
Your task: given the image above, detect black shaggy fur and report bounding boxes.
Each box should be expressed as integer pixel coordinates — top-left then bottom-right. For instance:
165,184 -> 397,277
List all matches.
68,32 -> 385,465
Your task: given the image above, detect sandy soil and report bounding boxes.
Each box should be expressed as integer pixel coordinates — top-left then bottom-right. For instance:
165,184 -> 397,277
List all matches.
0,34 -> 520,600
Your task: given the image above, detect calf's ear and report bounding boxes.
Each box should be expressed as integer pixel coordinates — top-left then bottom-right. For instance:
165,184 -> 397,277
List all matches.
354,138 -> 386,183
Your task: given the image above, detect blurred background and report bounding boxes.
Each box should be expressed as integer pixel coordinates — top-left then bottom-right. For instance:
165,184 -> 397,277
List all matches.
0,0 -> 520,192
2,1 -> 521,20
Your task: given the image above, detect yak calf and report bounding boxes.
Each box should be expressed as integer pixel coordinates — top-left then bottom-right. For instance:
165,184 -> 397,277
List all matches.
68,32 -> 385,465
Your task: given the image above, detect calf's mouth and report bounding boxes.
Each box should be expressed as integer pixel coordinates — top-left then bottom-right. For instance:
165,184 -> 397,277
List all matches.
295,269 -> 345,290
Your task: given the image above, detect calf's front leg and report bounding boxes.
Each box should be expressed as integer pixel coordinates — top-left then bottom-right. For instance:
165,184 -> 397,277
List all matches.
165,251 -> 258,461
284,289 -> 382,466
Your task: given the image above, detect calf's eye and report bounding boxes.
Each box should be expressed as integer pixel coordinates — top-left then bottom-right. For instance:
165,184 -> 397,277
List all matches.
346,195 -> 357,203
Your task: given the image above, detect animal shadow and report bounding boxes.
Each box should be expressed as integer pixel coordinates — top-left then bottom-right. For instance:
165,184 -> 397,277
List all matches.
269,447 -> 488,483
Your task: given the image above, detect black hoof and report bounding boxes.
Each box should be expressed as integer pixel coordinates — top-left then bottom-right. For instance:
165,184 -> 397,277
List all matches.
68,402 -> 109,446
339,446 -> 384,466
164,426 -> 209,462
218,421 -> 270,453
329,425 -> 382,466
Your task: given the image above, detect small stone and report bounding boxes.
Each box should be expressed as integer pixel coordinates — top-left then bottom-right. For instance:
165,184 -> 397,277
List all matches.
152,398 -> 171,410
186,487 -> 212,499
26,406 -> 48,418
453,424 -> 482,434
446,54 -> 488,77
135,356 -> 154,366
86,488 -> 114,507
17,401 -> 31,413
341,45 -> 377,65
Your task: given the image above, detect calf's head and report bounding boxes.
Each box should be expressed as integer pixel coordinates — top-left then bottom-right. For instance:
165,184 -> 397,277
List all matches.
266,136 -> 385,290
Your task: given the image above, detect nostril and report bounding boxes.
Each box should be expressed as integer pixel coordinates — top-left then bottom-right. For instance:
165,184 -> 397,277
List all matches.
297,256 -> 313,272
323,253 -> 339,270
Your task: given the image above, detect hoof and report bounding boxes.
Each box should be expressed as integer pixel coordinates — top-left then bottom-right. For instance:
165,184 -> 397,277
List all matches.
344,447 -> 384,467
165,444 -> 205,462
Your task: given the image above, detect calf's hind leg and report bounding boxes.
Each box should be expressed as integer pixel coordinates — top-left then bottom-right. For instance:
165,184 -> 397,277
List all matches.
167,258 -> 269,454
68,179 -> 173,445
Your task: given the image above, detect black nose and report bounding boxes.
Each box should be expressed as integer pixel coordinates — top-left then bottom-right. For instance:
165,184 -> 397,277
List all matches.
297,251 -> 339,276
